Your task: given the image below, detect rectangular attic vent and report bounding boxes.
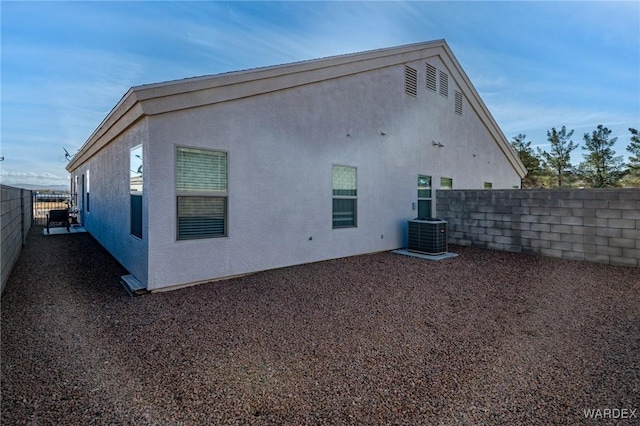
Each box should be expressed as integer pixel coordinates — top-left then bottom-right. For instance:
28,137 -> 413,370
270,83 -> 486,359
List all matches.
426,63 -> 437,92
405,65 -> 418,97
439,70 -> 448,98
455,90 -> 463,115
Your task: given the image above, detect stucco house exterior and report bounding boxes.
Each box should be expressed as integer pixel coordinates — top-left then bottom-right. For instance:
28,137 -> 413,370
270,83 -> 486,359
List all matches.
66,40 -> 526,292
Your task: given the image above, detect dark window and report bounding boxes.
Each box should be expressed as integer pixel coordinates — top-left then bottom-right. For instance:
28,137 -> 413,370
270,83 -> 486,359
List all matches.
177,196 -> 226,240
130,194 -> 142,238
86,169 -> 90,213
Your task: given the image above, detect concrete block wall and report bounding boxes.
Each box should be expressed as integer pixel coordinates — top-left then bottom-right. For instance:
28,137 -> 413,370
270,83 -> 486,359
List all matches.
1,185 -> 32,294
436,189 -> 640,267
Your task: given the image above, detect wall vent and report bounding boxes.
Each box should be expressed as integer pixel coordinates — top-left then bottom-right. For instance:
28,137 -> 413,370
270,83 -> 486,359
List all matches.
439,70 -> 449,98
426,63 -> 437,92
405,65 -> 418,97
455,90 -> 463,115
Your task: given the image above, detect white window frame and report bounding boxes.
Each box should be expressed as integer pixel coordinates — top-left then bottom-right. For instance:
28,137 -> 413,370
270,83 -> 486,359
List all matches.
417,175 -> 433,219
86,169 -> 90,213
332,164 -> 357,229
130,145 -> 143,239
175,146 -> 228,240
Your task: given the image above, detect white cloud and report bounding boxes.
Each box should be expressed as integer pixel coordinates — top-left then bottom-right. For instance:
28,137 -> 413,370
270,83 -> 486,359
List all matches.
0,168 -> 69,187
0,170 -> 65,180
180,1 -> 431,74
2,0 -> 638,184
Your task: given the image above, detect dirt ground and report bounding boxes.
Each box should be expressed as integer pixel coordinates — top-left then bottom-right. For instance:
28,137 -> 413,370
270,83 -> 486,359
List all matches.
2,226 -> 639,425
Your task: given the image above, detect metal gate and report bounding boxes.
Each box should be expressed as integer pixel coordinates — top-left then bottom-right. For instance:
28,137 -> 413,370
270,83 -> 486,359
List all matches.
32,192 -> 72,226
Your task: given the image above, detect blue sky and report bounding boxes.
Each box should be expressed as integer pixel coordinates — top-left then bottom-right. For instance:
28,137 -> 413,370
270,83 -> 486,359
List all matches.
1,1 -> 639,188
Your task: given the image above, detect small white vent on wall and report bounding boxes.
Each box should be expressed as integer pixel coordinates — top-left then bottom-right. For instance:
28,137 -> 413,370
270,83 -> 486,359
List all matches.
439,70 -> 448,98
405,65 -> 418,97
455,90 -> 463,115
426,63 -> 437,92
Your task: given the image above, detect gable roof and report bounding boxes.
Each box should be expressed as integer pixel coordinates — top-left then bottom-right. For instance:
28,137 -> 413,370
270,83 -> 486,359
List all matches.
67,40 -> 526,178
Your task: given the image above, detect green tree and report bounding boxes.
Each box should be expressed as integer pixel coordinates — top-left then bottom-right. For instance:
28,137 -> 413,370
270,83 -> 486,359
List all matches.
537,126 -> 578,187
578,125 -> 625,188
509,134 -> 543,188
627,127 -> 640,175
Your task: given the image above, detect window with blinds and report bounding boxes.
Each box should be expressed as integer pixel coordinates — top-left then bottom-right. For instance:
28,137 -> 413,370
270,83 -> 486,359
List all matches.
417,175 -> 432,219
176,147 -> 228,240
176,148 -> 227,192
332,165 -> 357,228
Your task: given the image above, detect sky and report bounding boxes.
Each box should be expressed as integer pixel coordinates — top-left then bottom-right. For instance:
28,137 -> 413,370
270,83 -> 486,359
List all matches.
1,1 -> 639,188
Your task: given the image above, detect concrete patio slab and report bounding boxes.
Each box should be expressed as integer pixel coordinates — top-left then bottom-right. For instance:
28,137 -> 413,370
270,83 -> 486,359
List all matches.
120,274 -> 147,297
42,225 -> 87,235
392,249 -> 459,261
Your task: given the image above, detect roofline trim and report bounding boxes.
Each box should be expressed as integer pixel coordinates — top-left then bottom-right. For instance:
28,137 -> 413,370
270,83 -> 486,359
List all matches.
68,40 -> 446,171
437,43 -> 526,177
67,39 -> 525,178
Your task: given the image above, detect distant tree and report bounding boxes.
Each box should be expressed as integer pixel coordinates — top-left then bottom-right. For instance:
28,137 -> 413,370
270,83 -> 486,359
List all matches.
619,173 -> 640,188
537,126 -> 578,187
578,125 -> 625,188
509,134 -> 543,188
627,127 -> 640,175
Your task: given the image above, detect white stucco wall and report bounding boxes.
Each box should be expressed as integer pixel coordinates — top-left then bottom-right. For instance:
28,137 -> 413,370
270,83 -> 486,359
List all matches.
72,119 -> 149,286
143,58 -> 520,290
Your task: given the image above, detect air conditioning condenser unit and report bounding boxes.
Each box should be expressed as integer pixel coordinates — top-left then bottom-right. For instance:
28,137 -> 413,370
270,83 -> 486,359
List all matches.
408,218 -> 448,255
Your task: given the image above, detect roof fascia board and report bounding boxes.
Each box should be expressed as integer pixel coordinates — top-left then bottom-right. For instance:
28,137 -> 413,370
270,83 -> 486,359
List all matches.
67,40 -> 444,172
66,99 -> 144,171
132,40 -> 446,100
135,41 -> 446,115
68,39 -> 525,179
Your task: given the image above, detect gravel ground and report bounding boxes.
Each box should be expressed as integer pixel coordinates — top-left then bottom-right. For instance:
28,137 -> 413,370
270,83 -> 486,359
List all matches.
2,227 -> 639,425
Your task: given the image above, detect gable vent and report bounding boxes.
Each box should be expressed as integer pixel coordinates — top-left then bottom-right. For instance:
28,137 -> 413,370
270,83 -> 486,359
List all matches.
455,90 -> 463,115
405,65 -> 418,97
439,70 -> 448,97
426,63 -> 437,92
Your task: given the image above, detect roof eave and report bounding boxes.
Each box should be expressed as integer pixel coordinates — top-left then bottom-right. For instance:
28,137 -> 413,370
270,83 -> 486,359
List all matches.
438,43 -> 526,178
67,39 -> 526,179
66,89 -> 142,172
67,40 -> 449,172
